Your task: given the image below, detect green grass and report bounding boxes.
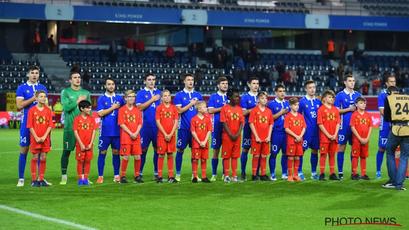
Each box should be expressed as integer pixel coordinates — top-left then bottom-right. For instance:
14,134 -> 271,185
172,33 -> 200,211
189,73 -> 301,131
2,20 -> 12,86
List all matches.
0,128 -> 408,229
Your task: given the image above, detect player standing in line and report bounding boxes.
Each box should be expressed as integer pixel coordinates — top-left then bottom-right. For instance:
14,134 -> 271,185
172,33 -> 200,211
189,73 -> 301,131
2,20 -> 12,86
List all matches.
173,74 -> 203,182
220,89 -> 244,183
60,70 -> 91,185
118,90 -> 143,184
284,98 -> 306,182
155,90 -> 178,183
190,101 -> 212,183
317,90 -> 341,181
208,76 -> 229,181
268,84 -> 290,180
334,74 -> 362,179
26,90 -> 54,187
298,80 -> 321,180
376,74 -> 396,179
73,100 -> 97,186
240,77 -> 259,181
136,73 -> 161,180
16,66 -> 48,187
96,78 -> 125,184
350,97 -> 372,180
249,92 -> 273,181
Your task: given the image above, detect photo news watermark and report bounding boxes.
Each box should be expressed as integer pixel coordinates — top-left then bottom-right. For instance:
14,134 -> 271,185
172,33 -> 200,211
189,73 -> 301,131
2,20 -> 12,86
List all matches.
324,217 -> 402,227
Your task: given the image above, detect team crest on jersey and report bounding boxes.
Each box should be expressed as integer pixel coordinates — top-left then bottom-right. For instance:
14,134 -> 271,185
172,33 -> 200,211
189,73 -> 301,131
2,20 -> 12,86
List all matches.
105,102 -> 108,106
259,116 -> 267,123
36,116 -> 46,124
165,111 -> 171,118
199,123 -> 206,130
123,148 -> 127,153
360,118 -> 368,125
223,151 -> 227,156
145,95 -> 148,98
26,90 -> 30,94
253,148 -> 257,152
294,120 -> 300,126
81,122 -> 90,130
232,113 -> 239,120
327,113 -> 335,120
127,114 -> 136,122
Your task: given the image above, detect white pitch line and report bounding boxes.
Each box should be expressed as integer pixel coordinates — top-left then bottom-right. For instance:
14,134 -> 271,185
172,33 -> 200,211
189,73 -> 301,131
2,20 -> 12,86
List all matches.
0,149 -> 64,155
0,205 -> 97,230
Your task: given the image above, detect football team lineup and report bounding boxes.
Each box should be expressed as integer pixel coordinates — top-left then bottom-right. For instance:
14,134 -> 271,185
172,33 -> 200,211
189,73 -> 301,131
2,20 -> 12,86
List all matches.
15,66 -> 406,187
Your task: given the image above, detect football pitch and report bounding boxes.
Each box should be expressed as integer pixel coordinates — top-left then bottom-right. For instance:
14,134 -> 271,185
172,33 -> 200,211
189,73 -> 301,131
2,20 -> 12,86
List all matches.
0,128 -> 408,230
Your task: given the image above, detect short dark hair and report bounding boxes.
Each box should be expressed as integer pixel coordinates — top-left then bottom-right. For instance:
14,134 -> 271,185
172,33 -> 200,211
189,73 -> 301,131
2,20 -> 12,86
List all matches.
304,80 -> 315,88
387,86 -> 399,95
217,76 -> 228,84
144,73 -> 156,80
28,65 -> 40,72
343,74 -> 354,81
289,97 -> 299,105
322,90 -> 335,99
105,78 -> 115,85
162,89 -> 171,95
355,96 -> 366,104
384,74 -> 396,83
78,100 -> 92,111
247,76 -> 259,84
274,84 -> 285,92
227,88 -> 240,100
181,73 -> 194,81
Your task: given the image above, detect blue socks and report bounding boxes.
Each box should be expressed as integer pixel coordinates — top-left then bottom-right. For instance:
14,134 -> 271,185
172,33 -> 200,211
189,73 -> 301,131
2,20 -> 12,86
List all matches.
153,151 -> 158,175
240,151 -> 248,174
176,150 -> 183,175
211,158 -> 219,175
376,151 -> 384,172
269,154 -> 276,175
140,151 -> 147,174
310,153 -> 318,174
97,153 -> 107,176
112,154 -> 120,175
337,151 -> 344,173
281,154 -> 288,175
18,153 -> 27,179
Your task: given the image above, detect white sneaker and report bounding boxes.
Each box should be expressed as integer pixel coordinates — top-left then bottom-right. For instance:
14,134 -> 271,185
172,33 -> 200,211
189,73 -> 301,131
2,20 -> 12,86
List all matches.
232,176 -> 240,182
210,175 -> 217,182
175,174 -> 181,182
281,174 -> 288,180
43,179 -> 52,186
113,175 -> 120,183
224,176 -> 231,183
16,179 -> 24,187
60,175 -> 67,185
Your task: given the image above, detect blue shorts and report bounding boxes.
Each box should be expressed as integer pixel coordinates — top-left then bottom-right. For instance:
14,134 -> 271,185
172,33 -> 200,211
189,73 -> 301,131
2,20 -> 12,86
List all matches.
211,125 -> 223,149
242,123 -> 251,149
98,136 -> 120,151
271,131 -> 286,156
338,125 -> 352,145
378,129 -> 389,149
177,129 -> 192,150
141,126 -> 158,149
19,126 -> 30,147
303,130 -> 320,151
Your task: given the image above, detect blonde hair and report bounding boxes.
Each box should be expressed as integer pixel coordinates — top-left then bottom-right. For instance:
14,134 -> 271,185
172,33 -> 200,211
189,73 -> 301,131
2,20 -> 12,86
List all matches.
195,101 -> 206,110
124,90 -> 135,96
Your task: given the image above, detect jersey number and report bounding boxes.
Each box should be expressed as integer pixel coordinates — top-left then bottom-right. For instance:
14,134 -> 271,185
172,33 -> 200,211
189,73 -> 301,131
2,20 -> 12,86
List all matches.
395,102 -> 409,115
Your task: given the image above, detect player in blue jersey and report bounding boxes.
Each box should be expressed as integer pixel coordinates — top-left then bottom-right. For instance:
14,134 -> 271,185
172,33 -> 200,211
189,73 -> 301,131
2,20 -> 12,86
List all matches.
208,76 -> 229,181
16,65 -> 48,187
174,73 -> 203,182
240,77 -> 260,181
334,74 -> 362,179
298,80 -> 321,180
268,84 -> 290,180
96,78 -> 125,184
136,73 -> 161,181
376,74 -> 396,179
